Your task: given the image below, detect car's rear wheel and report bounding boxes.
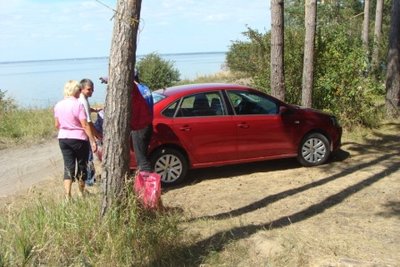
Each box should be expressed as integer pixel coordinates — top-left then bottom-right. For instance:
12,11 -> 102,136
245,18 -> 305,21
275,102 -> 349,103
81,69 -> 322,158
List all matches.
151,148 -> 188,185
297,132 -> 330,167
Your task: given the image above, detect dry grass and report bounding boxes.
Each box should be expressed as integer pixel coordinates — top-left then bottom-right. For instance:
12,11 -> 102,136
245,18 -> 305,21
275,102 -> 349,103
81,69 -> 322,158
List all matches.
0,177 -> 187,266
1,120 -> 399,266
161,119 -> 400,266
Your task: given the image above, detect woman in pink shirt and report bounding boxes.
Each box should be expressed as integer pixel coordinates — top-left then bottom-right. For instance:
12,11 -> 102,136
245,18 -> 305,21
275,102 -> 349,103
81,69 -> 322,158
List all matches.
54,80 -> 97,199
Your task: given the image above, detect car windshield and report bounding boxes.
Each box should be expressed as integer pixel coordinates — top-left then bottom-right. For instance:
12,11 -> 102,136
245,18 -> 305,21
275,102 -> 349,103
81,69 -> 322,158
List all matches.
152,92 -> 166,104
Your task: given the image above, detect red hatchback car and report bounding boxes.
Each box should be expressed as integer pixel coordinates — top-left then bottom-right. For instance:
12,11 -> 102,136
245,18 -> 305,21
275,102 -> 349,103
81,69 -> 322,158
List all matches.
127,83 -> 342,185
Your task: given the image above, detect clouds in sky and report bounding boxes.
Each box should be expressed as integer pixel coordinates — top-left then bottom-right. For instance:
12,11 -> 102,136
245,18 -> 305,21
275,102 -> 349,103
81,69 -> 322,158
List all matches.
0,0 -> 270,62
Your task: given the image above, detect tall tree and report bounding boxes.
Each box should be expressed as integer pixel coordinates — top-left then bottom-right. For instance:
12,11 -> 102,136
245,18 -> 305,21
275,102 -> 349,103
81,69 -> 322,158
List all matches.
301,0 -> 317,108
361,0 -> 370,51
270,0 -> 285,100
101,0 -> 142,216
385,0 -> 400,117
371,0 -> 384,70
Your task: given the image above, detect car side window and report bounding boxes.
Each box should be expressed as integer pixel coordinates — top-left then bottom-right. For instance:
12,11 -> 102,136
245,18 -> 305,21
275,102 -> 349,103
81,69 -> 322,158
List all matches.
227,91 -> 278,115
161,100 -> 179,117
175,92 -> 225,117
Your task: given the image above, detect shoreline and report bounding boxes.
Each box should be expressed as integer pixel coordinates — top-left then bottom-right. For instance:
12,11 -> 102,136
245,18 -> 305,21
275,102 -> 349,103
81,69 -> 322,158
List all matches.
0,51 -> 227,65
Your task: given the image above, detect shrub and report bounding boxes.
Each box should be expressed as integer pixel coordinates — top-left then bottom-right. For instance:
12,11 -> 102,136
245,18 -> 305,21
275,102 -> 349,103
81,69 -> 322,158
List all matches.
313,25 -> 384,128
226,24 -> 384,128
0,90 -> 55,146
136,53 -> 180,90
0,89 -> 17,114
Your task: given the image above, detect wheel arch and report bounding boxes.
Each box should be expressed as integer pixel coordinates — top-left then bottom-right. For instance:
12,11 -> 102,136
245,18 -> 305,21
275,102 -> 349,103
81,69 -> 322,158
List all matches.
301,128 -> 333,151
149,143 -> 191,167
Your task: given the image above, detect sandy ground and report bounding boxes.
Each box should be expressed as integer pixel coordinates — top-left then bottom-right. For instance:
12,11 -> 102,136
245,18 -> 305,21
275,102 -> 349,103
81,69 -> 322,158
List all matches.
0,139 -> 63,198
1,121 -> 399,265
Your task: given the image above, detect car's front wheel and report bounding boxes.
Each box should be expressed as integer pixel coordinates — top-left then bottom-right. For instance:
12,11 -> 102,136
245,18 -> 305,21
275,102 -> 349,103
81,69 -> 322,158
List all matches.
297,132 -> 330,167
151,148 -> 188,185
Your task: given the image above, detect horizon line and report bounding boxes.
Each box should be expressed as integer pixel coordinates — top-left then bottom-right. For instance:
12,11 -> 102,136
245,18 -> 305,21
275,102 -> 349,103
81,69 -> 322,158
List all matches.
0,51 -> 227,65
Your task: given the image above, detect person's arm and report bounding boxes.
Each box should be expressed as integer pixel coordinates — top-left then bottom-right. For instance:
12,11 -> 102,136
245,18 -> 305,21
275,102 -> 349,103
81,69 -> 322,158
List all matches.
54,118 -> 60,129
81,119 -> 98,153
89,121 -> 103,139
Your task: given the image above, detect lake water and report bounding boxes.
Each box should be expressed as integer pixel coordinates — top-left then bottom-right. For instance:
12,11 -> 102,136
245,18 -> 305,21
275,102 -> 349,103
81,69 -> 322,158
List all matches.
0,52 -> 226,108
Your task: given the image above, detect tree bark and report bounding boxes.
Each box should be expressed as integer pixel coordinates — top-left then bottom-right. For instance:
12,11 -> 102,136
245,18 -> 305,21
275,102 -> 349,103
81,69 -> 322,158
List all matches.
101,0 -> 142,216
270,0 -> 285,101
385,0 -> 400,118
361,0 -> 370,51
301,0 -> 317,108
372,0 -> 384,70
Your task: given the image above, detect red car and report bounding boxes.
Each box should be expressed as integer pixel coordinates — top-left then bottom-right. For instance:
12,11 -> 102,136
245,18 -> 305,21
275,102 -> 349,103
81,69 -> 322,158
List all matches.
127,83 -> 342,185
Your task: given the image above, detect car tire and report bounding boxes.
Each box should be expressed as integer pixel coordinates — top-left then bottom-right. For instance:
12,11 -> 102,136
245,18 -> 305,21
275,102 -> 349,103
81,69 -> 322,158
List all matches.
150,147 -> 188,185
297,132 -> 330,167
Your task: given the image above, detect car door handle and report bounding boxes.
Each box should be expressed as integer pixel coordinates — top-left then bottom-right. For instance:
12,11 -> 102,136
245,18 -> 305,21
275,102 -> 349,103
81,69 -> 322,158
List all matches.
237,123 -> 249,129
179,125 -> 191,132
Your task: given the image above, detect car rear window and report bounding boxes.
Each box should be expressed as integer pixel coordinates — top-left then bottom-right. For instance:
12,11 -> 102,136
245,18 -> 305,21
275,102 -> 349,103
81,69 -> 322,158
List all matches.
152,92 -> 166,104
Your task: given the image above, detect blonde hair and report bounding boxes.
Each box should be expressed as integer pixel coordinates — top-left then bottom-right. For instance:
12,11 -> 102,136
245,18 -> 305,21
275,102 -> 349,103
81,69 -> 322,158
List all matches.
63,80 -> 81,97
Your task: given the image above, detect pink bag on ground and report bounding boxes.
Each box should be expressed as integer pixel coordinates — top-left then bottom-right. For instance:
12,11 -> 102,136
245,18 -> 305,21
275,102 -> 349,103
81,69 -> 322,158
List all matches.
134,171 -> 161,210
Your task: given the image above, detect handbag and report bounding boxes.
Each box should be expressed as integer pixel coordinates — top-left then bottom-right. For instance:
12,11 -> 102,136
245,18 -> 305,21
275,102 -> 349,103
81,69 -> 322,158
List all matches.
134,171 -> 162,210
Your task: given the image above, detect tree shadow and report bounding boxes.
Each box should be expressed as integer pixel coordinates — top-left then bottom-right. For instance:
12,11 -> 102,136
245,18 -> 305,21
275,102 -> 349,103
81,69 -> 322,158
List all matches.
377,201 -> 400,218
188,157 -> 301,184
179,160 -> 399,265
187,152 -> 397,222
154,122 -> 400,265
162,158 -> 301,192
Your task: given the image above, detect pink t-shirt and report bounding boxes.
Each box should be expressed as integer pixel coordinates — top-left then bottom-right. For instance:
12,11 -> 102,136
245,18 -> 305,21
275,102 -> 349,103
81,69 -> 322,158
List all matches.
54,97 -> 88,140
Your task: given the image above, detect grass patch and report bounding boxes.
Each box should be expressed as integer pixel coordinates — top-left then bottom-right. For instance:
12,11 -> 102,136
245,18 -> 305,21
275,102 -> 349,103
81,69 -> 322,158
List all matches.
0,185 -> 188,266
178,70 -> 247,85
0,108 -> 55,148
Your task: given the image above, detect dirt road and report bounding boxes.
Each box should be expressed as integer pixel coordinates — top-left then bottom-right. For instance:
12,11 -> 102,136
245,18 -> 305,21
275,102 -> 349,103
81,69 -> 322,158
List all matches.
0,121 -> 399,265
0,139 -> 62,197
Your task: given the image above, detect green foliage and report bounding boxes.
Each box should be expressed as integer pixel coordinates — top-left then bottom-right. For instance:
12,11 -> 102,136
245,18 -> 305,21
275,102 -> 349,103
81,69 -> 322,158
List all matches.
314,25 -> 384,128
0,188 -> 186,266
0,108 -> 55,146
227,28 -> 269,75
136,52 -> 180,90
226,28 -> 304,104
0,91 -> 55,146
225,2 -> 389,129
0,89 -> 17,114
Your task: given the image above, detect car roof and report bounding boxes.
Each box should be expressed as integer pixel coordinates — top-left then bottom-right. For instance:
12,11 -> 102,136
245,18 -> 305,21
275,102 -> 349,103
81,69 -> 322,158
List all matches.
154,83 -> 253,98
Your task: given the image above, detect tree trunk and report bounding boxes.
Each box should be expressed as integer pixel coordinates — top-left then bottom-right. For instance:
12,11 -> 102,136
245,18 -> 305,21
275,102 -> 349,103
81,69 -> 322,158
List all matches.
372,0 -> 384,70
301,0 -> 317,108
361,0 -> 370,51
101,0 -> 142,216
385,0 -> 400,118
270,0 -> 285,101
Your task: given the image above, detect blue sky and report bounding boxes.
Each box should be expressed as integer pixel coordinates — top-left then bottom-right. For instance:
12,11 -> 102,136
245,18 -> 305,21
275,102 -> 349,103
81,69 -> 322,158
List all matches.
0,0 -> 271,62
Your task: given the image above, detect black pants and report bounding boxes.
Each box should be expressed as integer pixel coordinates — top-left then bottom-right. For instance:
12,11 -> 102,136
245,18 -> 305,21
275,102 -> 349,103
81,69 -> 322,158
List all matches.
59,139 -> 90,181
131,125 -> 153,172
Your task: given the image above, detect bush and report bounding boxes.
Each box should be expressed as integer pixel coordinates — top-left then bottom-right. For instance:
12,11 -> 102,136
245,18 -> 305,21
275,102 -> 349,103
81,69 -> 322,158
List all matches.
313,25 -> 384,128
226,24 -> 384,128
0,89 -> 17,114
136,53 -> 180,90
0,90 -> 55,146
